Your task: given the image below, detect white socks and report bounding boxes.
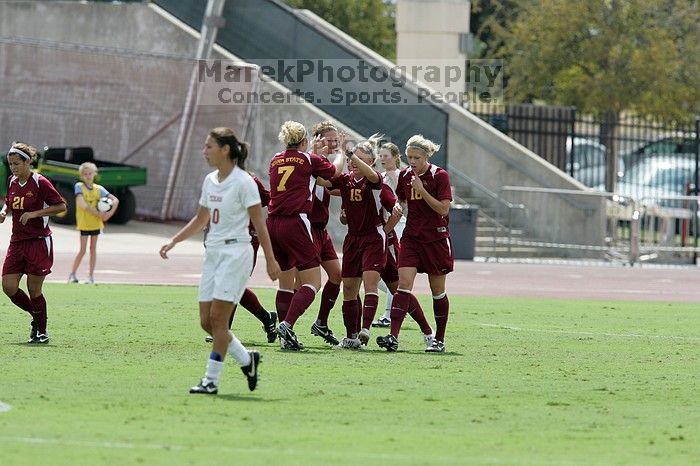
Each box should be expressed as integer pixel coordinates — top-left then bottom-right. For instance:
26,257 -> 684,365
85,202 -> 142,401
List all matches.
204,359 -> 223,385
227,331 -> 252,367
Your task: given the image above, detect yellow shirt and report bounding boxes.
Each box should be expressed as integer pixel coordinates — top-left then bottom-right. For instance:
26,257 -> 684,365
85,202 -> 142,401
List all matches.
75,182 -> 106,231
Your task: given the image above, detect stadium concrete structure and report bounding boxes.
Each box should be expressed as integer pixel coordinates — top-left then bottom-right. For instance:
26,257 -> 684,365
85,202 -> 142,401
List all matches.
0,0 -> 598,255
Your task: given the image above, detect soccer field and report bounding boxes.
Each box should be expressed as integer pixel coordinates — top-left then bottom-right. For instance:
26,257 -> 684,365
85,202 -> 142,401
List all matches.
0,284 -> 697,465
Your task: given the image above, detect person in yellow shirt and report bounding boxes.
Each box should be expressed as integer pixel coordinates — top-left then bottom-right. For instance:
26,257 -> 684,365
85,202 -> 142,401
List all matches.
68,162 -> 119,284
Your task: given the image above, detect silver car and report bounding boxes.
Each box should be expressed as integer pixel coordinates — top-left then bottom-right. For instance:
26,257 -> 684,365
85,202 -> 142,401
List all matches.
565,137 -> 624,188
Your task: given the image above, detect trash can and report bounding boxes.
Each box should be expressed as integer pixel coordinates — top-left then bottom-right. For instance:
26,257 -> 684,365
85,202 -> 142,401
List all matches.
450,204 -> 479,260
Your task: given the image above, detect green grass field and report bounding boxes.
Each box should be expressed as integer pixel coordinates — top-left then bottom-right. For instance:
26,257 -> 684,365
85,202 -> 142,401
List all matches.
0,284 -> 698,465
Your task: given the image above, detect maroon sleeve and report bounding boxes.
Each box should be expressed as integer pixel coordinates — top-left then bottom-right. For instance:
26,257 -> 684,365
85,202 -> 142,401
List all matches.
254,176 -> 270,207
310,153 -> 337,180
379,184 -> 397,211
396,170 -> 407,202
40,176 -> 64,205
328,172 -> 347,190
435,169 -> 452,202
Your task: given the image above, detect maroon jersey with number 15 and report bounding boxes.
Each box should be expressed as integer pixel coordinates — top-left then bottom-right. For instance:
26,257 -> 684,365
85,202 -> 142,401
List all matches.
268,150 -> 337,216
396,164 -> 452,242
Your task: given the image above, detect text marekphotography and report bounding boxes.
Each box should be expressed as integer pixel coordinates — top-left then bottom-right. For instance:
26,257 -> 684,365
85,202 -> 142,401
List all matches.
197,59 -> 503,106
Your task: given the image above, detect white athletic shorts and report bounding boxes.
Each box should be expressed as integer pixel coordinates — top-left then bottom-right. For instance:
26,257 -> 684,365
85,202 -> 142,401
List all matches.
198,242 -> 253,303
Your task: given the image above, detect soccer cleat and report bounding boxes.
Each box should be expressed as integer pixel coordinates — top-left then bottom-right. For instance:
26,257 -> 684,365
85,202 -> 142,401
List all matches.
204,335 -> 213,343
358,328 -> 371,346
425,339 -> 445,353
310,321 -> 340,346
371,316 -> 391,328
263,311 -> 278,343
279,337 -> 304,350
189,377 -> 218,395
28,332 -> 49,344
27,321 -> 37,343
376,334 -> 399,352
334,337 -> 362,349
84,277 -> 95,285
423,333 -> 435,350
277,322 -> 303,351
240,351 -> 261,391
67,274 -> 79,284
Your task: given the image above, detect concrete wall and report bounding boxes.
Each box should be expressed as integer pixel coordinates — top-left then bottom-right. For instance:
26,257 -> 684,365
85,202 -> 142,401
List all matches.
446,104 -> 605,247
0,1 -> 357,244
396,0 -> 470,96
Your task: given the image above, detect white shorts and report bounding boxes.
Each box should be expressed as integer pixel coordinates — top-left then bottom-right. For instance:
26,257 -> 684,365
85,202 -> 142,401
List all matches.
198,242 -> 253,303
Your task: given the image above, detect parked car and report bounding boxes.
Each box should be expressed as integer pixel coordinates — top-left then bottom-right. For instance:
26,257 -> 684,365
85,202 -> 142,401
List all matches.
620,133 -> 697,169
612,155 -> 697,208
565,137 -> 624,188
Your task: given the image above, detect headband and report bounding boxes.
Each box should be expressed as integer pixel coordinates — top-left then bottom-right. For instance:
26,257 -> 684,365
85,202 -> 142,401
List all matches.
7,147 -> 31,160
407,144 -> 430,154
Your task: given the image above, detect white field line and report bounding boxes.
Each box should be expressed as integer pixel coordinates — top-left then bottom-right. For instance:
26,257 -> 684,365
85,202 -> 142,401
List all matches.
0,401 -> 11,413
0,435 -> 573,465
473,322 -> 700,342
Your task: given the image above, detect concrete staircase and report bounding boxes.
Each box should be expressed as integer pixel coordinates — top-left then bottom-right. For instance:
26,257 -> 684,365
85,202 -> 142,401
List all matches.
455,193 -> 570,260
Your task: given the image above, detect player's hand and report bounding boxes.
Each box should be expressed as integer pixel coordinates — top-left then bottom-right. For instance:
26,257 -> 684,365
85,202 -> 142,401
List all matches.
410,174 -> 425,193
0,211 -> 6,223
339,208 -> 347,225
19,212 -> 35,225
392,203 -> 403,217
312,134 -> 329,157
339,131 -> 351,153
266,258 -> 281,281
159,241 -> 175,259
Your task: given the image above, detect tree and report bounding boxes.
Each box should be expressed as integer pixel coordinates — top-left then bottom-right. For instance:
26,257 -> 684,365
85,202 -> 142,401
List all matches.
282,0 -> 396,59
494,0 -> 700,191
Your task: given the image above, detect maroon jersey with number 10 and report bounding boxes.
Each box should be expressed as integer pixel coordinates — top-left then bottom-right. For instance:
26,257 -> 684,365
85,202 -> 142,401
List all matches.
396,164 -> 452,242
268,150 -> 336,216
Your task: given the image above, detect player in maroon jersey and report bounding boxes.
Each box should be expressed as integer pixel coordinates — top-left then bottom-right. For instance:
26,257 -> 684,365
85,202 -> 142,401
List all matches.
288,121 -> 344,347
1,142 -> 66,344
267,121 -> 345,350
376,135 -> 453,353
331,138 -> 434,348
326,134 -> 394,347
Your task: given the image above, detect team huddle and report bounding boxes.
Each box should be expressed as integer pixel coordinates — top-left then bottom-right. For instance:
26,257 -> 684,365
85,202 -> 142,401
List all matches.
2,121 -> 454,396
159,120 -> 454,394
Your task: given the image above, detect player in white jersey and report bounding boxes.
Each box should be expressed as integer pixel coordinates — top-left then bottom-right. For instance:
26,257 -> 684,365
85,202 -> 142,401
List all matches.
159,127 -> 280,395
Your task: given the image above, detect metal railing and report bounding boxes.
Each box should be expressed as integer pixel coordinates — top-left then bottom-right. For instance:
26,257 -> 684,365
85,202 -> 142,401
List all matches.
487,186 -> 700,265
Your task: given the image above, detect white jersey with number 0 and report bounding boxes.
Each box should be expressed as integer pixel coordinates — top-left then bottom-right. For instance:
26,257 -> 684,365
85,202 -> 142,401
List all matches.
199,166 -> 261,248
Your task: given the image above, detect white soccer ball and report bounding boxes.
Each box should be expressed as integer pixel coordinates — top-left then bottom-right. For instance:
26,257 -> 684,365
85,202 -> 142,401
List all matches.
97,197 -> 113,213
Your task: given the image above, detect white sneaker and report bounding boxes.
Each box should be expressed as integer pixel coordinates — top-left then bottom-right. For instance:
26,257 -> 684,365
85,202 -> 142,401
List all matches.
334,337 -> 362,349
67,274 -> 78,284
424,333 -> 435,349
358,328 -> 371,346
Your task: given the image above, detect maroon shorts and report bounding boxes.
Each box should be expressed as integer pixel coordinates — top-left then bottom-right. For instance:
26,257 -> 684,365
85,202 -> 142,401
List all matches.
267,214 -> 319,271
381,234 -> 400,284
341,230 -> 387,278
398,235 -> 453,276
312,226 -> 338,263
2,236 -> 54,276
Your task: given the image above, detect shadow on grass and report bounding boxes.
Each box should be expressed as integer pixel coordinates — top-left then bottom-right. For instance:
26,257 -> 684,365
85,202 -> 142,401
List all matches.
7,342 -> 53,348
216,394 -> 286,402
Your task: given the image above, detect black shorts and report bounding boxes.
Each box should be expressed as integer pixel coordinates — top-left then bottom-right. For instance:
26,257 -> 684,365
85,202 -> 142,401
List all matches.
80,229 -> 101,237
